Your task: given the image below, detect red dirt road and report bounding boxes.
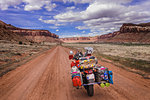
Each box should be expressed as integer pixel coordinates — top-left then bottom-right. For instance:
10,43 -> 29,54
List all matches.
0,46 -> 150,100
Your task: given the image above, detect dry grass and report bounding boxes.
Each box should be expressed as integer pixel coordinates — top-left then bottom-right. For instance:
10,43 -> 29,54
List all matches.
63,43 -> 150,61
0,40 -> 55,76
62,43 -> 150,74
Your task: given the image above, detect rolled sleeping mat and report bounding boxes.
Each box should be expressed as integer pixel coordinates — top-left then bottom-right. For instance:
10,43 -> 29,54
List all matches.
108,71 -> 113,84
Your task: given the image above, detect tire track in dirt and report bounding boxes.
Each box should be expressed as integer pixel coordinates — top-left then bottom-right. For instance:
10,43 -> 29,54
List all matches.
0,47 -> 58,100
0,46 -> 150,100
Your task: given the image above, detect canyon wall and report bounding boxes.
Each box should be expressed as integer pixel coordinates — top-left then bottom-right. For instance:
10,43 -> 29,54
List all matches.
0,20 -> 60,43
60,36 -> 97,43
12,29 -> 59,42
0,20 -> 29,42
96,23 -> 150,43
61,22 -> 150,43
120,23 -> 150,33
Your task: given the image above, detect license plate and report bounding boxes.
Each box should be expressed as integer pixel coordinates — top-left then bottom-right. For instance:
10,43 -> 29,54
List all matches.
86,74 -> 95,80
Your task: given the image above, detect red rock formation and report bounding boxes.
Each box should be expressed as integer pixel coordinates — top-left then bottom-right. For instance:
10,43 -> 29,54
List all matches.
60,36 -> 97,43
120,23 -> 150,33
96,22 -> 150,43
0,20 -> 60,43
12,29 -> 60,42
0,21 -> 29,42
97,31 -> 120,39
61,22 -> 150,44
12,29 -> 59,38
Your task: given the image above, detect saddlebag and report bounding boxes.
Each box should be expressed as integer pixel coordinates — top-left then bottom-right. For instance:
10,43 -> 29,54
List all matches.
72,76 -> 82,87
71,66 -> 83,87
95,66 -> 113,84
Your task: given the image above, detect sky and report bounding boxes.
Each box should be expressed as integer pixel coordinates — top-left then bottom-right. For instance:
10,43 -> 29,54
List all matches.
0,0 -> 150,38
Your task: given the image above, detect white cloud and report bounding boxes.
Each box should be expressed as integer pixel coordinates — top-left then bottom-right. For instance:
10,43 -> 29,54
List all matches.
82,31 -> 85,33
76,26 -> 88,30
23,0 -> 57,11
24,5 -> 41,11
60,0 -> 93,4
49,26 -> 58,29
66,6 -> 75,10
14,6 -> 20,9
0,0 -> 22,10
54,0 -> 132,4
39,16 -> 57,24
0,0 -> 57,11
53,0 -> 150,35
55,23 -> 66,26
54,11 -> 84,22
45,3 -> 57,11
56,29 -> 59,31
54,1 -> 127,22
38,16 -> 67,27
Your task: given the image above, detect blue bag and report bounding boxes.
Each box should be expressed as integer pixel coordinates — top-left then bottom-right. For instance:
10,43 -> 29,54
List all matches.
108,71 -> 113,84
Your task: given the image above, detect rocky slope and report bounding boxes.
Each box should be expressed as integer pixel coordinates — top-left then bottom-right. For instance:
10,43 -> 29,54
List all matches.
0,20 -> 60,43
60,36 -> 97,43
120,23 -> 150,33
12,29 -> 59,43
61,22 -> 150,43
0,20 -> 29,42
97,23 -> 150,43
97,31 -> 120,40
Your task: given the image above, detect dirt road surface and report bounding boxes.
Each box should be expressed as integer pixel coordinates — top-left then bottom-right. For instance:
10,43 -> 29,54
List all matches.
0,46 -> 150,100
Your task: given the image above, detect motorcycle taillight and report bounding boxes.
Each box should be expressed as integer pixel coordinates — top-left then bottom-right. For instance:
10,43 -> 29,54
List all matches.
85,70 -> 93,74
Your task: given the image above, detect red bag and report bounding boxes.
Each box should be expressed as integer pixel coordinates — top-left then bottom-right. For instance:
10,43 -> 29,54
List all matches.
75,60 -> 79,66
71,61 -> 75,68
72,76 -> 82,87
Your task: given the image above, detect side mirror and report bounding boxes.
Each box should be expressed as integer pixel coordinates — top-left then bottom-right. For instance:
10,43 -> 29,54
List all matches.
70,51 -> 73,55
69,51 -> 73,60
69,55 -> 73,60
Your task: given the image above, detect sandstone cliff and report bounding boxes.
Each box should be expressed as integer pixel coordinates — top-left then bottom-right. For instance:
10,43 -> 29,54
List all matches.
97,31 -> 120,39
0,20 -> 60,43
61,22 -> 150,43
12,29 -> 59,42
97,23 -> 150,43
120,23 -> 150,33
60,36 -> 97,43
0,20 -> 29,42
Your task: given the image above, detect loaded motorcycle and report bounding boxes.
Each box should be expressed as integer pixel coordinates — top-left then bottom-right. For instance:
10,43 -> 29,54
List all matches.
69,47 -> 113,96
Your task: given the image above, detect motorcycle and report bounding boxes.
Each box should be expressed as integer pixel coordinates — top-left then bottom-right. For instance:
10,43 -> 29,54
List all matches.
70,51 -> 113,96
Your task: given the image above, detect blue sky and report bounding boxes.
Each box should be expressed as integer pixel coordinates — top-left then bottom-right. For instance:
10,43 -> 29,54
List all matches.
0,0 -> 150,38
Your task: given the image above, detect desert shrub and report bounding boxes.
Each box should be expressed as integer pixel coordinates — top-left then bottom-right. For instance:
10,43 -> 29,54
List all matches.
19,41 -> 23,45
14,52 -> 21,56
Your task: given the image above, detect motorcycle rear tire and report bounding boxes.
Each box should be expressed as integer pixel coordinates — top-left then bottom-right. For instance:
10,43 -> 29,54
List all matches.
84,85 -> 87,90
87,85 -> 94,96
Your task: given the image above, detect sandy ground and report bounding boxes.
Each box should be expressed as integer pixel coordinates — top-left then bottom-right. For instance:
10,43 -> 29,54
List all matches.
0,46 -> 150,100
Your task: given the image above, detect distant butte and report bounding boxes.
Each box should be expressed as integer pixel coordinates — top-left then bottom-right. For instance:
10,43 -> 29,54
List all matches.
61,22 -> 150,44
0,20 -> 61,43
